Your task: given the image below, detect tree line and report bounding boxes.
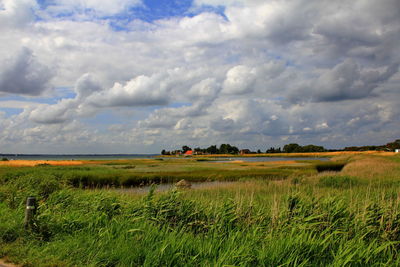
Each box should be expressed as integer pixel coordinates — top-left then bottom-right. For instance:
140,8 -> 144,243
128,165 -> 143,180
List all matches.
161,144 -> 239,155
344,139 -> 400,152
161,143 -> 327,155
161,139 -> 400,155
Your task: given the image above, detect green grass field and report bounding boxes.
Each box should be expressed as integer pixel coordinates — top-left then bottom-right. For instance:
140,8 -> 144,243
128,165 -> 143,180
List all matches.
1,154 -> 400,266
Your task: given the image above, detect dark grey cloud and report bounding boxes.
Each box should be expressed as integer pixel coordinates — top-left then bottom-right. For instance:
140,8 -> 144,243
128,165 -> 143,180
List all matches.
75,74 -> 102,100
0,47 -> 53,96
210,117 -> 235,132
288,60 -> 399,103
29,99 -> 73,124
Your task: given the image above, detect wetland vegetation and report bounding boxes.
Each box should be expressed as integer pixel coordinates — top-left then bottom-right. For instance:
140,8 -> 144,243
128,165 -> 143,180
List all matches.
1,152 -> 400,266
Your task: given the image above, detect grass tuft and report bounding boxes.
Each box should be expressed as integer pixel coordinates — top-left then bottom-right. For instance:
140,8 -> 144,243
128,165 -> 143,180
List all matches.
318,175 -> 360,188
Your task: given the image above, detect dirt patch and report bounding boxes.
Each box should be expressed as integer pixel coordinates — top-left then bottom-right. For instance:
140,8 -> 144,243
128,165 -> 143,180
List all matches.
0,258 -> 20,267
230,160 -> 244,163
0,160 -> 83,167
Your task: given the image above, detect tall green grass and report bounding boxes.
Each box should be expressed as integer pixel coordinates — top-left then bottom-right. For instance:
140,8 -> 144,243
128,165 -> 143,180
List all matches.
2,187 -> 400,266
1,155 -> 400,266
318,175 -> 360,188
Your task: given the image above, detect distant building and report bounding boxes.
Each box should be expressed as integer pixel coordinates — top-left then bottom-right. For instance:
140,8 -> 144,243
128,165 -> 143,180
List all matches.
184,150 -> 193,156
240,149 -> 251,155
395,149 -> 400,153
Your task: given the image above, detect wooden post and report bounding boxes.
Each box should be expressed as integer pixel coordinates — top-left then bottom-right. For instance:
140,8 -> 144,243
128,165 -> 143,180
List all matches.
24,196 -> 36,230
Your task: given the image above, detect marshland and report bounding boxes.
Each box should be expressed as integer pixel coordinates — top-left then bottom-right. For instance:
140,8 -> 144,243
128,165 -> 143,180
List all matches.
1,152 -> 400,266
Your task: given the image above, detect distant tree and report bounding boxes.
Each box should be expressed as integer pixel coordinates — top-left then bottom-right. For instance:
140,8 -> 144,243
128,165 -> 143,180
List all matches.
344,146 -> 359,151
283,143 -> 302,153
267,147 -> 282,153
161,149 -> 166,155
219,144 -> 229,154
283,143 -> 326,153
206,145 -> 218,154
257,149 -> 261,154
229,145 -> 239,154
302,145 -> 326,152
385,140 -> 400,151
219,144 -> 239,154
343,139 -> 400,152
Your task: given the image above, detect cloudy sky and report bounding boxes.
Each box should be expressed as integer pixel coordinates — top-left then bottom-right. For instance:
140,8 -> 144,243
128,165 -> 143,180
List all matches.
0,0 -> 399,153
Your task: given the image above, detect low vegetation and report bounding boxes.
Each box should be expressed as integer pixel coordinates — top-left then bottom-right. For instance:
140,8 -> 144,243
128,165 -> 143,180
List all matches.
315,161 -> 346,172
1,153 -> 400,266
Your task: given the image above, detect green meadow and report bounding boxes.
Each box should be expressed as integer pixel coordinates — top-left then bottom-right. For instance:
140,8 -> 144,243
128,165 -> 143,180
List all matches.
1,154 -> 400,266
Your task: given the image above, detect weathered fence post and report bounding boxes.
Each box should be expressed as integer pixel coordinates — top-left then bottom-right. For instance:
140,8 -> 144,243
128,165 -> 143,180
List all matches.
24,196 -> 37,230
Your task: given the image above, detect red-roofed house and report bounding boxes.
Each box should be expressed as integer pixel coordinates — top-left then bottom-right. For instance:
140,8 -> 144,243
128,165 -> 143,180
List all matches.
184,150 -> 193,156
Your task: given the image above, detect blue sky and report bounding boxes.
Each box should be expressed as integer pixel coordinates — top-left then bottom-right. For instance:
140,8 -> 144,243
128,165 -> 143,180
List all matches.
36,0 -> 225,22
0,0 -> 399,153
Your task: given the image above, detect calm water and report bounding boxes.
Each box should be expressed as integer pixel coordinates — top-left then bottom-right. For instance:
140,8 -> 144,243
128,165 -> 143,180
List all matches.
213,157 -> 329,162
0,154 -> 329,162
0,154 -> 158,160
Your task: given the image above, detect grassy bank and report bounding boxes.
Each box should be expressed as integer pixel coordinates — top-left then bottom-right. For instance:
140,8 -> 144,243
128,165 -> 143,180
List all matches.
1,154 -> 400,266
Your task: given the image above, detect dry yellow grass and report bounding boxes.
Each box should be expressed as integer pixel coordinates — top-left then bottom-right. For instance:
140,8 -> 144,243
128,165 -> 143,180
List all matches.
254,151 -> 396,157
0,160 -> 83,167
236,160 -> 298,165
341,155 -> 398,179
228,160 -> 298,166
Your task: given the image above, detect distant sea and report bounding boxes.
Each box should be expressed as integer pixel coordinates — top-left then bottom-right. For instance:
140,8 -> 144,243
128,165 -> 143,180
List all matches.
0,154 -> 159,160
0,154 -> 330,162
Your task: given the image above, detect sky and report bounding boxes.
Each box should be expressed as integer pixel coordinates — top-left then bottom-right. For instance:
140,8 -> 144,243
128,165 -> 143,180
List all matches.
0,0 -> 399,154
